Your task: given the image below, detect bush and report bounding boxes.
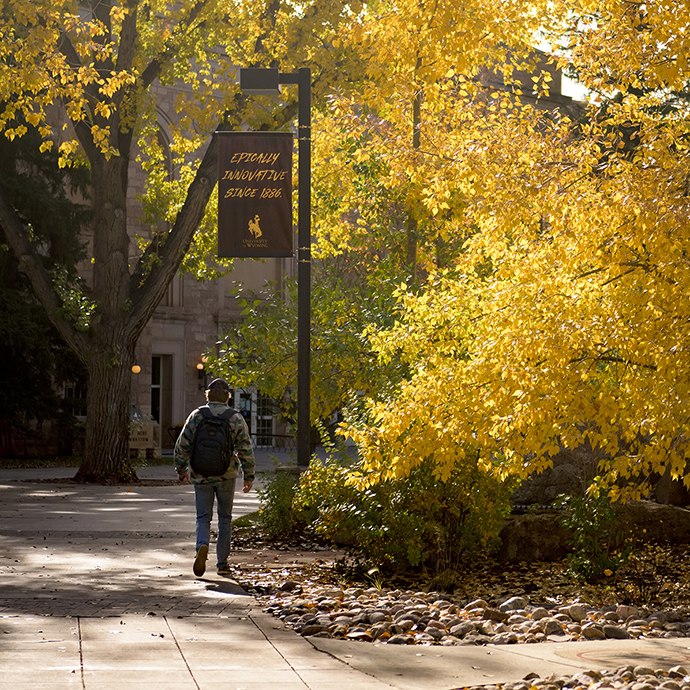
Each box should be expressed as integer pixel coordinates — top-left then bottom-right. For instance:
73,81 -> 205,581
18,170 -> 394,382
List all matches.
257,465 -> 302,539
293,451 -> 515,573
556,490 -> 630,581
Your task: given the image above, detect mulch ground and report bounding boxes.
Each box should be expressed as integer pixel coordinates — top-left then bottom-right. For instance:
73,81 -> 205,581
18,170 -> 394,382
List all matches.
229,526 -> 690,610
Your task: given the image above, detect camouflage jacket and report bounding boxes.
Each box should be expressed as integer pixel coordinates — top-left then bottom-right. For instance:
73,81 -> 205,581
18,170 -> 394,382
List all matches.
173,402 -> 255,485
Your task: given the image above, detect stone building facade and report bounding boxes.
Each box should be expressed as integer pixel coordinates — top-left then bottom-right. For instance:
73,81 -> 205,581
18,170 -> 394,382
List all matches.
129,256 -> 294,453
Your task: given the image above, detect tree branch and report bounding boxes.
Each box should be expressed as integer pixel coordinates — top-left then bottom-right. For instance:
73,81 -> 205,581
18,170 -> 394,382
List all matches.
56,32 -> 102,162
139,0 -> 212,90
569,351 -> 658,372
115,0 -> 138,75
112,0 -> 140,159
0,188 -> 88,358
126,128 -> 220,339
90,0 -> 115,73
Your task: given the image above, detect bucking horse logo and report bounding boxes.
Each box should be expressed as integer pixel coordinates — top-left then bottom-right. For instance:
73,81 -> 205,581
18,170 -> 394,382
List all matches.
248,215 -> 262,239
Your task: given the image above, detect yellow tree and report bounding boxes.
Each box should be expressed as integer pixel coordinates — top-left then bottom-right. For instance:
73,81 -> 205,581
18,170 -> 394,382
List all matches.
316,0 -> 552,280
0,0 -> 356,482
343,0 -> 690,498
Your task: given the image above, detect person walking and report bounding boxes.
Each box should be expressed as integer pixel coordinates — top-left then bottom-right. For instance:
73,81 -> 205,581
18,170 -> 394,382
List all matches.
174,378 -> 255,577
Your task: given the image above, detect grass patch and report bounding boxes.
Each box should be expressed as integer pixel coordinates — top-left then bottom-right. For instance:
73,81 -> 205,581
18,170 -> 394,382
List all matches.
0,455 -> 174,470
129,456 -> 174,468
234,511 -> 261,528
0,456 -> 82,469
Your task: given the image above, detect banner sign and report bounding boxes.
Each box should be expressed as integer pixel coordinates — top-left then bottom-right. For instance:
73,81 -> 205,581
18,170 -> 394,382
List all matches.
217,131 -> 294,258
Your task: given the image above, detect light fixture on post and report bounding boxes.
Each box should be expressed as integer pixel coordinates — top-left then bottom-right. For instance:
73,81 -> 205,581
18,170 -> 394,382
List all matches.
131,360 -> 141,375
239,68 -> 281,95
197,355 -> 208,390
239,66 -> 311,470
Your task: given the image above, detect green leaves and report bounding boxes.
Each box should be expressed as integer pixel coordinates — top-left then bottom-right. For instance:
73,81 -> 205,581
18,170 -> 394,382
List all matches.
212,265 -> 403,425
557,491 -> 630,582
53,269 -> 94,332
293,453 -> 515,571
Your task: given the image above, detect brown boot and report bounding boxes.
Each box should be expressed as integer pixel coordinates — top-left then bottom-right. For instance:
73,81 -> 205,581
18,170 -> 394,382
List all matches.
193,544 -> 208,577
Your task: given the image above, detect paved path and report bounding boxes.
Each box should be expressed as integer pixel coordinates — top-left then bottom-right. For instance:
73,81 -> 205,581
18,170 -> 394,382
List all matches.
2,462 -> 690,689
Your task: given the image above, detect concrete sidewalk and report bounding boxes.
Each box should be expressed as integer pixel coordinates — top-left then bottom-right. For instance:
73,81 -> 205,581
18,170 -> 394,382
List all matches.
1,464 -> 690,689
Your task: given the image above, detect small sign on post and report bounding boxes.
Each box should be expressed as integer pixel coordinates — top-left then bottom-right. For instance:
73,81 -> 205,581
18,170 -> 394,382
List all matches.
217,131 -> 294,258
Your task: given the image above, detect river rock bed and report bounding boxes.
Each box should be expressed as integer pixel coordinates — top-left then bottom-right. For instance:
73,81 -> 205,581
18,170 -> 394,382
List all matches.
465,665 -> 690,690
260,586 -> 690,646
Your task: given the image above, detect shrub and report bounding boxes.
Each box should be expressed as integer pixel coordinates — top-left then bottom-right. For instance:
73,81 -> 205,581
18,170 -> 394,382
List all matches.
293,451 -> 515,573
556,489 -> 631,581
257,465 -> 302,539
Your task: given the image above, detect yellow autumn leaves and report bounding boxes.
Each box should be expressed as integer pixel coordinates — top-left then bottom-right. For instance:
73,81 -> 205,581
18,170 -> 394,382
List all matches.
335,1 -> 690,494
3,0 -> 690,495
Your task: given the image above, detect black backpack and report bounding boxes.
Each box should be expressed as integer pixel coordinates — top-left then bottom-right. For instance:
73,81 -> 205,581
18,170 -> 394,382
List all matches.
190,406 -> 237,477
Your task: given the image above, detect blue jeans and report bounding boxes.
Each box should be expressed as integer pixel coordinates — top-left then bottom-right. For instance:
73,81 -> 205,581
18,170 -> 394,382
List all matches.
194,479 -> 236,568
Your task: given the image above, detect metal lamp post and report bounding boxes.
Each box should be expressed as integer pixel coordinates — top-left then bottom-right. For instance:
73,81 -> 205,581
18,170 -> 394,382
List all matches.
239,67 -> 311,468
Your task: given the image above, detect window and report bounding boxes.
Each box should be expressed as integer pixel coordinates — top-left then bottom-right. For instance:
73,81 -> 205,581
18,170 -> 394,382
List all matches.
160,273 -> 183,308
238,391 -> 253,431
151,355 -> 173,447
63,382 -> 87,418
151,356 -> 161,423
256,393 -> 274,447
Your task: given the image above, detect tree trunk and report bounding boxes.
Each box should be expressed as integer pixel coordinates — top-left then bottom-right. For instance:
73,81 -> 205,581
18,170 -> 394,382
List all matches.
73,346 -> 138,484
73,155 -> 139,484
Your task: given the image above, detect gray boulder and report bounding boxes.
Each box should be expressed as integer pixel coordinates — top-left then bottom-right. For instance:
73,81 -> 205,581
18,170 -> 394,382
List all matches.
497,500 -> 690,563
